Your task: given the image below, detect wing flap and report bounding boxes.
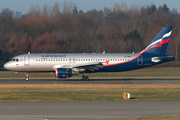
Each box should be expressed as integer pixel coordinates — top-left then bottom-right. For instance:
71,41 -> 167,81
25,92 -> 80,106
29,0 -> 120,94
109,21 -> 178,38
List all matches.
72,62 -> 103,72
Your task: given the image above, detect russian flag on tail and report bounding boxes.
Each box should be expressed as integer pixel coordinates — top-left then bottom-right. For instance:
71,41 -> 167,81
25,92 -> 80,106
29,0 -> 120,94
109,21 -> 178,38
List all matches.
141,26 -> 172,55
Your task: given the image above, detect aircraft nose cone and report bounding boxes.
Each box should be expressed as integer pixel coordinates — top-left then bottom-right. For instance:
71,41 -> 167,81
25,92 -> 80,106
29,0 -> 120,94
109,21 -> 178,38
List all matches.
3,62 -> 10,70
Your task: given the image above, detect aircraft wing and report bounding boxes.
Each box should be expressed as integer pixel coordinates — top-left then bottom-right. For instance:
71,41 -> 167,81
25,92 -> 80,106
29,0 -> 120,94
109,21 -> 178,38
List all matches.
71,62 -> 103,72
53,62 -> 103,72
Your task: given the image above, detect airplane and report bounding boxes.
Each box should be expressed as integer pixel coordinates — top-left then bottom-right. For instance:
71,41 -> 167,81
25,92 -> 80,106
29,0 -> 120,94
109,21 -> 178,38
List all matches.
3,26 -> 175,81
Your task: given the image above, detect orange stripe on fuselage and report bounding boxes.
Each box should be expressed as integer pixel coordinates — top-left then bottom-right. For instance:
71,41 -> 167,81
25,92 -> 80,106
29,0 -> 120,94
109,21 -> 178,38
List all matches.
102,55 -> 139,67
103,38 -> 170,67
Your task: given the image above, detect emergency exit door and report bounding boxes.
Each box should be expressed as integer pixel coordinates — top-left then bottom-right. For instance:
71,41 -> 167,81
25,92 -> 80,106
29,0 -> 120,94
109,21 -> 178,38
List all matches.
24,56 -> 30,66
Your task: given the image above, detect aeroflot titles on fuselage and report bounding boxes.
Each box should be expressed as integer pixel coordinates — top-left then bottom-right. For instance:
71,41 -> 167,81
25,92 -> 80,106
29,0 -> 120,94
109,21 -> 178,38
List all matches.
41,55 -> 66,57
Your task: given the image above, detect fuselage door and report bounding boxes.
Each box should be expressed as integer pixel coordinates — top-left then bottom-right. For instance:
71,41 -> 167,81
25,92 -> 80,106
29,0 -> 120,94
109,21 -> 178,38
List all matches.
137,55 -> 143,65
24,56 -> 30,66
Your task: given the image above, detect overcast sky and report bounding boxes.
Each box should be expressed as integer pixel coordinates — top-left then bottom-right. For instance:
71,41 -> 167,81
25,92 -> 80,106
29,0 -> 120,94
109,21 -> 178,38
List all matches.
0,0 -> 179,14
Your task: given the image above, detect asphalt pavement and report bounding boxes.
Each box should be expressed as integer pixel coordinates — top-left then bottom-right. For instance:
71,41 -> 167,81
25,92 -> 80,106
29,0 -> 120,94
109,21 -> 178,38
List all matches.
0,101 -> 180,120
0,78 -> 180,84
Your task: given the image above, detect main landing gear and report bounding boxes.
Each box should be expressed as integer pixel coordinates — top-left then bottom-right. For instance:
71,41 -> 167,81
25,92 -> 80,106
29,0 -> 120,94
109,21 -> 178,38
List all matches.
25,72 -> 29,81
82,74 -> 89,81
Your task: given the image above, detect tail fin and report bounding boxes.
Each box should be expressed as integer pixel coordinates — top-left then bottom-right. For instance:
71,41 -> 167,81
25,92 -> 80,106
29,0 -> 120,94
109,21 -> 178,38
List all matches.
141,26 -> 172,55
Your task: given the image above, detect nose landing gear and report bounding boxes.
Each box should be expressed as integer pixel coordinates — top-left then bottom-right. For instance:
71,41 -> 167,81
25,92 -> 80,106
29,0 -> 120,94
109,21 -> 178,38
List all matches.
25,72 -> 29,81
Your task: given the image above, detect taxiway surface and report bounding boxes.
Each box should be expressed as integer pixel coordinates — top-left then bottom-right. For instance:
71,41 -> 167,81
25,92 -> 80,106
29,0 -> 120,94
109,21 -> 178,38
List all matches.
1,101 -> 180,120
0,78 -> 180,84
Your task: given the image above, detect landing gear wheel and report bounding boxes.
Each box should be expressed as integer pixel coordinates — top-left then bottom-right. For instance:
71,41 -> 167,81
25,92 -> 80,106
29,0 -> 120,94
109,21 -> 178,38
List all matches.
84,76 -> 89,81
82,75 -> 85,80
82,75 -> 89,81
25,77 -> 29,81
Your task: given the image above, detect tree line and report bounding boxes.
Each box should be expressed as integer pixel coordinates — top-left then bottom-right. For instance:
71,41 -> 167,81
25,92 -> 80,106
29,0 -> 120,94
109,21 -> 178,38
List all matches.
0,2 -> 180,67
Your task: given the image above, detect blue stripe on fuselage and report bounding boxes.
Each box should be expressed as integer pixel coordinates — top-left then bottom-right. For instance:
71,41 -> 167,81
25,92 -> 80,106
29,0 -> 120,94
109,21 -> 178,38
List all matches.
90,54 -> 175,73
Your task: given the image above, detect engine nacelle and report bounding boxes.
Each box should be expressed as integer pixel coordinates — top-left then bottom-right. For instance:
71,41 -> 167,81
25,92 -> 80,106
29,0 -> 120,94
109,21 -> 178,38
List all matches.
55,68 -> 72,78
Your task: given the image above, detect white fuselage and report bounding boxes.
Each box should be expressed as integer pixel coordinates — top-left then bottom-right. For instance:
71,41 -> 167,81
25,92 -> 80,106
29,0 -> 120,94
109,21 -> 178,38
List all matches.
4,53 -> 138,72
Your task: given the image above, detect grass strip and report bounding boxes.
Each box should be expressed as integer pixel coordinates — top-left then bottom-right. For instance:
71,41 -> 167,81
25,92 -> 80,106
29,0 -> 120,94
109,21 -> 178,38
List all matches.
0,84 -> 180,102
1,66 -> 180,79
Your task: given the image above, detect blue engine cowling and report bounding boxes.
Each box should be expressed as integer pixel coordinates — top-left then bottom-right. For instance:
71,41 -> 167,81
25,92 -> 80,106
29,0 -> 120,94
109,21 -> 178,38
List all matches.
55,68 -> 72,78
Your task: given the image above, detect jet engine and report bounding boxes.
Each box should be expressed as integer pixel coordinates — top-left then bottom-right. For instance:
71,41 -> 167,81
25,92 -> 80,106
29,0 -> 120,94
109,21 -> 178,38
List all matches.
55,68 -> 72,78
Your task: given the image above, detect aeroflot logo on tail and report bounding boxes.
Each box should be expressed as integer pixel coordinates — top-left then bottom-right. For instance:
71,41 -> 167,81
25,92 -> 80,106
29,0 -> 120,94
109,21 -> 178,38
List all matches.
41,55 -> 66,57
141,30 -> 172,53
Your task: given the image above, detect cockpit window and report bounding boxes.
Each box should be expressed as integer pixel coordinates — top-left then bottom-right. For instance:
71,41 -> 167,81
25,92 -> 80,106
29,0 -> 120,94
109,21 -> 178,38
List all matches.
11,59 -> 19,62
10,59 -> 15,61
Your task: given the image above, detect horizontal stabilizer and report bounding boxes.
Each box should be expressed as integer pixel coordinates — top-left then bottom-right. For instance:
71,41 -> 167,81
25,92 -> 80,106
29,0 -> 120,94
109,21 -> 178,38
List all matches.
151,56 -> 175,62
